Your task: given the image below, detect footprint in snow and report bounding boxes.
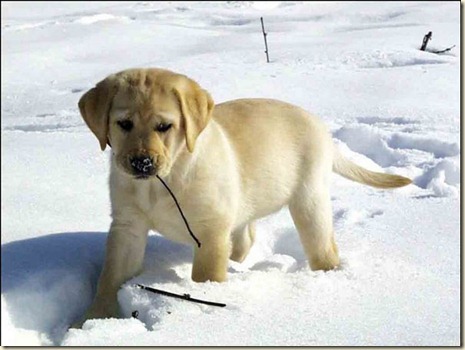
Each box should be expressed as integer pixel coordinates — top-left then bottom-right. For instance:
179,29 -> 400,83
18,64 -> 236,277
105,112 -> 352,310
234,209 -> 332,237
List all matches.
250,254 -> 300,273
357,116 -> 418,126
50,87 -> 85,95
4,111 -> 84,133
334,208 -> 384,227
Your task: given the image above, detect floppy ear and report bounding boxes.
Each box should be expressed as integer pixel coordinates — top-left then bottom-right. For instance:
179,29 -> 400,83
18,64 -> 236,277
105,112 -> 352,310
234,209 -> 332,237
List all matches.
174,80 -> 214,153
78,77 -> 118,151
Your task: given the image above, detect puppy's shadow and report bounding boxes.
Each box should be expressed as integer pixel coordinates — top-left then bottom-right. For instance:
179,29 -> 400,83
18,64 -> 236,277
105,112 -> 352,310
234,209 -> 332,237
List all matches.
1,231 -> 192,343
272,227 -> 306,262
2,232 -> 106,343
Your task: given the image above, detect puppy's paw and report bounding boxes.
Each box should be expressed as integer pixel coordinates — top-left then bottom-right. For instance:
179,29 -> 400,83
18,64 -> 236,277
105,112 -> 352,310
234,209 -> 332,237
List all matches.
70,301 -> 119,329
69,319 -> 86,330
310,241 -> 340,272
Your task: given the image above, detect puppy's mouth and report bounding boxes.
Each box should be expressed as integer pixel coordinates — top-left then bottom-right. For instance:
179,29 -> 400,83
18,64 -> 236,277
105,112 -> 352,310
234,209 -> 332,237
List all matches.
134,174 -> 153,180
132,168 -> 170,180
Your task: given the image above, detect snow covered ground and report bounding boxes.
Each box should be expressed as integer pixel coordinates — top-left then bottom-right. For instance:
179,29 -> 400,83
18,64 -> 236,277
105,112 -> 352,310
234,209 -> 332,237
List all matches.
1,1 -> 460,346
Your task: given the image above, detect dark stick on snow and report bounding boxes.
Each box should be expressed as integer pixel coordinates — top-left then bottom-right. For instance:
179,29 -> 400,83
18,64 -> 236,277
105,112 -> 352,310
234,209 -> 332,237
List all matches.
136,284 -> 226,307
156,175 -> 201,248
433,45 -> 455,54
420,31 -> 432,51
260,17 -> 270,63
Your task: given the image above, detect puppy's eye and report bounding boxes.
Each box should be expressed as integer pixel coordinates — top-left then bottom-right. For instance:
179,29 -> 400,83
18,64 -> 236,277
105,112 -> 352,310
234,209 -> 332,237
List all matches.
117,120 -> 133,132
156,123 -> 172,133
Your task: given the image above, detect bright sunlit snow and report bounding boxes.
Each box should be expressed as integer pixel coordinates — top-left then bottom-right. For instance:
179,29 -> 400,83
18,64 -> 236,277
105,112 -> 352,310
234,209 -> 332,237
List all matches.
1,1 -> 460,346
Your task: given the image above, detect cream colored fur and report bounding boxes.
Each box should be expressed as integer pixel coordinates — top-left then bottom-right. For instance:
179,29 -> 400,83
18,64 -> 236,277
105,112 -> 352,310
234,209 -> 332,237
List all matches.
73,68 -> 411,327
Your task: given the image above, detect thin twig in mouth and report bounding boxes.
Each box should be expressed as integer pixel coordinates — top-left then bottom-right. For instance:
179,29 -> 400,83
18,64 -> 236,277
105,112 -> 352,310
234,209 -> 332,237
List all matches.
156,174 -> 202,248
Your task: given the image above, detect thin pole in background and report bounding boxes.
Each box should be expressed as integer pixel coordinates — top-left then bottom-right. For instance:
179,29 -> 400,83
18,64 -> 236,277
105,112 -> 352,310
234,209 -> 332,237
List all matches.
260,17 -> 270,63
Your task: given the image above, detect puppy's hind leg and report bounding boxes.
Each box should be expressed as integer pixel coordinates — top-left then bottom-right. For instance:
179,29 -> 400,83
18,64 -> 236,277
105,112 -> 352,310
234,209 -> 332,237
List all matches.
289,180 -> 339,271
230,222 -> 256,263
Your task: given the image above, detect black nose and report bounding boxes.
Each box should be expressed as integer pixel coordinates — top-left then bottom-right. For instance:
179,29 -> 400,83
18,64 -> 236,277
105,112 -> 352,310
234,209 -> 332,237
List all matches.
130,156 -> 154,175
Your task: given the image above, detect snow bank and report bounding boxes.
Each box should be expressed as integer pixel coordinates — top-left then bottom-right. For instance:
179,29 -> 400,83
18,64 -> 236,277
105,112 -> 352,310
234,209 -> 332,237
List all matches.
414,159 -> 460,197
334,124 -> 408,167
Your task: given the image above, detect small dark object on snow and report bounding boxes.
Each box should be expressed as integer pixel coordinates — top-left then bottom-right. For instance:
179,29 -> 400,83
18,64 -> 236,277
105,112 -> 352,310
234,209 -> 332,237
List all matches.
132,310 -> 139,318
432,45 -> 455,54
420,31 -> 432,51
136,284 -> 226,307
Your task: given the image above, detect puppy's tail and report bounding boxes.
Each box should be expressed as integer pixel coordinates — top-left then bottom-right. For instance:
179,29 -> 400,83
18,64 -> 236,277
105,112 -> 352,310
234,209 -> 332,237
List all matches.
332,148 -> 412,189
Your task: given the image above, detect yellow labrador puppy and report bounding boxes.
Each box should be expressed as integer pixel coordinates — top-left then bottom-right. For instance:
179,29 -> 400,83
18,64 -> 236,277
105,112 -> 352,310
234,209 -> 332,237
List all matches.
75,68 -> 411,325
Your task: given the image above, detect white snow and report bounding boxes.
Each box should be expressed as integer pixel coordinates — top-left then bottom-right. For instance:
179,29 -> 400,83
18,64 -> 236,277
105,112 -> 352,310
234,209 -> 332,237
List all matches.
1,1 -> 460,346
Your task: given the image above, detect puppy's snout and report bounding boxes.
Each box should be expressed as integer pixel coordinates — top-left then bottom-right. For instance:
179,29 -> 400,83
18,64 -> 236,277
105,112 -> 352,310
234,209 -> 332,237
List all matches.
130,156 -> 154,175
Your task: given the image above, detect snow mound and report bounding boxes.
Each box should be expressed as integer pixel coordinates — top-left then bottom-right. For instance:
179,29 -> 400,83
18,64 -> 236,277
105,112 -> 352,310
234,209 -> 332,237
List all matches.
62,318 -> 147,346
388,133 -> 460,158
1,298 -> 46,346
414,159 -> 460,197
74,14 -> 131,25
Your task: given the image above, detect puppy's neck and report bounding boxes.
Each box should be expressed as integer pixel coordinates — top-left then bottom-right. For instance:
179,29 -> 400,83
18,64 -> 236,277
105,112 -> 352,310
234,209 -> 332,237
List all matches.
165,119 -> 218,184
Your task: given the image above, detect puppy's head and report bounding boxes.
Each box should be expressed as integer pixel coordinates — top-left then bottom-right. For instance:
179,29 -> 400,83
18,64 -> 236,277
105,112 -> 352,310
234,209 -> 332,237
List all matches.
78,68 -> 214,179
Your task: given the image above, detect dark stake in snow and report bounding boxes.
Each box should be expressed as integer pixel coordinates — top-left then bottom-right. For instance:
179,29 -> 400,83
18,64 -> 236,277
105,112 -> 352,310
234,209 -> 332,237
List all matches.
420,31 -> 432,51
260,17 -> 270,63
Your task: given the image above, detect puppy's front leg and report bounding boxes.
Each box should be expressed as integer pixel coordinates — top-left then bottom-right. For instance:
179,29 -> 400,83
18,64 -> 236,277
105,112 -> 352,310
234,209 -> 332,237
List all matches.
73,216 -> 149,327
191,228 -> 231,283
